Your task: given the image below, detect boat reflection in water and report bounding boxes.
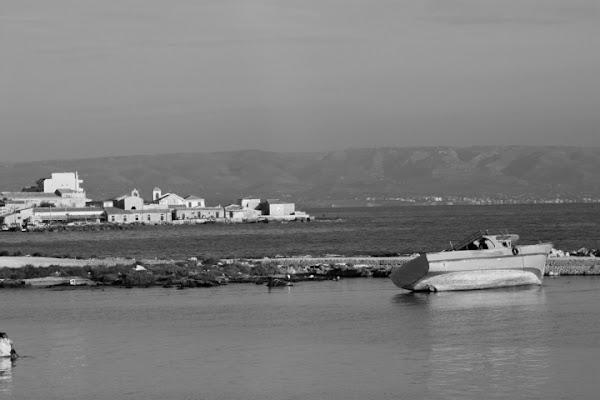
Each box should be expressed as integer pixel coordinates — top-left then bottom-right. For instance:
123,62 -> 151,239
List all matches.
392,285 -> 551,399
0,357 -> 14,395
390,231 -> 553,292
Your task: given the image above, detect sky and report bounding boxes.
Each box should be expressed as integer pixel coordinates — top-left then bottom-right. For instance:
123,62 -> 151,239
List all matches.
1,0 -> 598,162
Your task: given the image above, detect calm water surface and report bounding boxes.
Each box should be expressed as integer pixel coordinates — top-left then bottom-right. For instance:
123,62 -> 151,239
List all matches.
1,204 -> 599,259
2,277 -> 599,400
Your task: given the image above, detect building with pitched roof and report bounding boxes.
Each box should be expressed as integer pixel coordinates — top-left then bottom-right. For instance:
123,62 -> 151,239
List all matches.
156,192 -> 186,207
184,195 -> 205,208
113,189 -> 144,210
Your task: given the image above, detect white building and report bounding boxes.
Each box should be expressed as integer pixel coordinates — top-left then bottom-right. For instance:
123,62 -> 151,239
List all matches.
184,195 -> 205,208
237,198 -> 262,210
37,172 -> 84,193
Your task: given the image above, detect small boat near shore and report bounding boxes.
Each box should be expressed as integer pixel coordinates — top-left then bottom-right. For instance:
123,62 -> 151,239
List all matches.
390,231 -> 552,292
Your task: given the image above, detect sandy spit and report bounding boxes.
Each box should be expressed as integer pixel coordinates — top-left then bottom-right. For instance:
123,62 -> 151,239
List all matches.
0,256 -> 174,268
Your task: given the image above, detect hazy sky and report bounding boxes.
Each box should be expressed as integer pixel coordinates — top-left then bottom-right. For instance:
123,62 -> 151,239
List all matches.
1,0 -> 598,161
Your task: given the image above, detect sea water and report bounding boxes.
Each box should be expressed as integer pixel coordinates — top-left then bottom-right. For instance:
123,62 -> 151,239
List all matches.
1,204 -> 599,259
1,277 -> 599,400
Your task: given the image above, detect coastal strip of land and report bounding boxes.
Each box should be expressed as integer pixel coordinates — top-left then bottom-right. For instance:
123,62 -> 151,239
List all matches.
1,255 -> 599,276
0,256 -> 173,268
0,250 -> 598,291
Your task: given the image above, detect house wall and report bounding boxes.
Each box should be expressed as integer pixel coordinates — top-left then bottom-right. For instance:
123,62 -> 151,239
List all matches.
114,196 -> 144,210
107,210 -> 171,224
56,192 -> 88,208
0,209 -> 34,226
174,207 -> 223,220
31,208 -> 104,223
124,196 -> 144,210
87,200 -> 114,208
238,198 -> 261,209
186,199 -> 205,208
242,209 -> 262,220
41,172 -> 83,193
265,202 -> 295,216
226,210 -> 244,221
158,194 -> 185,206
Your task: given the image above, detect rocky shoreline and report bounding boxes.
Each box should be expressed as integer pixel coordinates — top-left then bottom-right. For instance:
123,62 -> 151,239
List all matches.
1,253 -> 599,289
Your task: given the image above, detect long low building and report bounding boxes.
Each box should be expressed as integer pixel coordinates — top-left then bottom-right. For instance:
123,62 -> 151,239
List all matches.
1,206 -> 173,226
104,207 -> 172,224
31,207 -> 105,223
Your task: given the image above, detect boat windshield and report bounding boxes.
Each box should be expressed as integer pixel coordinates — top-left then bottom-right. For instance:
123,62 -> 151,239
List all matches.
448,231 -> 517,251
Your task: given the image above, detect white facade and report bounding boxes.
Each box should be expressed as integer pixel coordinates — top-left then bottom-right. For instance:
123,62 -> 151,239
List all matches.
238,198 -> 261,210
113,189 -> 144,210
40,172 -> 83,193
184,196 -> 205,208
157,193 -> 185,206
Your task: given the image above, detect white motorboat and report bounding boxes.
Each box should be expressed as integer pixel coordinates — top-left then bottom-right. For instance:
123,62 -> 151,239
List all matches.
390,231 -> 552,292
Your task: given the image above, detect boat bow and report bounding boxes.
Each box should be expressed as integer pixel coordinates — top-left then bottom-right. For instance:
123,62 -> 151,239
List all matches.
389,254 -> 430,289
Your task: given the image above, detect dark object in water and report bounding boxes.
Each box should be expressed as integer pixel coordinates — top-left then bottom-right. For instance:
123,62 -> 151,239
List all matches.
267,278 -> 292,287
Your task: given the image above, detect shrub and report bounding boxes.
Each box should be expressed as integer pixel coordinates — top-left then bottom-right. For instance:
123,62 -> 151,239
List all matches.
251,263 -> 284,276
201,256 -> 221,266
223,263 -> 251,276
123,272 -> 156,287
0,250 -> 9,257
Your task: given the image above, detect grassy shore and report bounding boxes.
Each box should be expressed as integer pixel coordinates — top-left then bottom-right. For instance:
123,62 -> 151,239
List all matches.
1,254 -> 599,289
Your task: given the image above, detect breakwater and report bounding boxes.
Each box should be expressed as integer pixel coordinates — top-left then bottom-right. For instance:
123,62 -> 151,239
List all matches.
1,254 -> 599,290
546,258 -> 600,275
249,256 -> 600,277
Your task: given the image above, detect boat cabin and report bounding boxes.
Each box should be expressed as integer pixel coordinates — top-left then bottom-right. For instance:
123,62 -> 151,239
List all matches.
450,231 -> 519,251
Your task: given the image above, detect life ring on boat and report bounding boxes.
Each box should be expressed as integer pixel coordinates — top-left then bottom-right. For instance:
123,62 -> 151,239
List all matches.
512,247 -> 519,256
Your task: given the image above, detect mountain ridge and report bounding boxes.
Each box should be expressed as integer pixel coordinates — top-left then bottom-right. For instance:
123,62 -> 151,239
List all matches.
1,146 -> 599,206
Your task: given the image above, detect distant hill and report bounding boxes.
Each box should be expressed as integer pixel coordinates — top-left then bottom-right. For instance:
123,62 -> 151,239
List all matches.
1,146 -> 600,206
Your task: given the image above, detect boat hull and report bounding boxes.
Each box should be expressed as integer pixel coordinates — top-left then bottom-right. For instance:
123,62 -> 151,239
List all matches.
390,243 -> 552,292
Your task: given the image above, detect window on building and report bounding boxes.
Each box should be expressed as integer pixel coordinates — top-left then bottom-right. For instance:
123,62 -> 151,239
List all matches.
147,215 -> 151,221
135,215 -> 139,221
160,214 -> 164,221
111,216 -> 115,222
123,216 -> 127,222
